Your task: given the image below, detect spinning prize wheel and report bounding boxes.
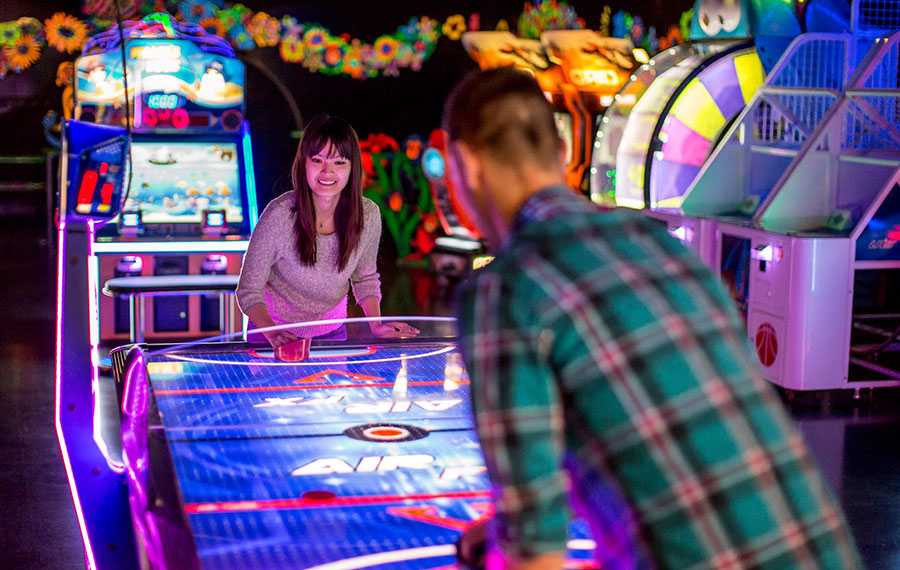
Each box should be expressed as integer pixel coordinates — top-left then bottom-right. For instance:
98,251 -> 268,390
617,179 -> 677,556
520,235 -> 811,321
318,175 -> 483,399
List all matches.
648,48 -> 764,208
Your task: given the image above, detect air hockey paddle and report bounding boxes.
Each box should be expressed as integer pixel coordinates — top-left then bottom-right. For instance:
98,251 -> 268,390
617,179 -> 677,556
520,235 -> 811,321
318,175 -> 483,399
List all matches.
274,338 -> 311,362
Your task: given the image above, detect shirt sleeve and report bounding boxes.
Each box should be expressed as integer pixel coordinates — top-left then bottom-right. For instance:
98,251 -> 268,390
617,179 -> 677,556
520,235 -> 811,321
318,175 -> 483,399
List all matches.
456,270 -> 571,559
350,200 -> 382,305
236,199 -> 286,315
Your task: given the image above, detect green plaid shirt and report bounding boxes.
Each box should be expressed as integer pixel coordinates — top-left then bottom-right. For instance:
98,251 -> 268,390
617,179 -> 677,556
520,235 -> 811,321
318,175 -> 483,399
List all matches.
456,186 -> 863,569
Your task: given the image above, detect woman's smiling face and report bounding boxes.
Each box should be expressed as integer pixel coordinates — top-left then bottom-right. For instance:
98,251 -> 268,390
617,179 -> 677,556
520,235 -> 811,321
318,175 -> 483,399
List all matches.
306,141 -> 352,198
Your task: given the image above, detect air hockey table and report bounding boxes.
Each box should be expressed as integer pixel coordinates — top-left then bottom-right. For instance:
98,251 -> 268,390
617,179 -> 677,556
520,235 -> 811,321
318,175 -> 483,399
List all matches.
108,322 -> 599,570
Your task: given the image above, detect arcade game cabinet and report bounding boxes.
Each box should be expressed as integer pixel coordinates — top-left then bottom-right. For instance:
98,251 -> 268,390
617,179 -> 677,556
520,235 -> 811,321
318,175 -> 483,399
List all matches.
57,13 -> 258,568
74,13 -> 258,346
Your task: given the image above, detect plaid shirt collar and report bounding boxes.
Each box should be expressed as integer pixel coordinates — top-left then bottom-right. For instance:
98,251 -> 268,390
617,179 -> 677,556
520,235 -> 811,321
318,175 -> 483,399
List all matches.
507,185 -> 588,246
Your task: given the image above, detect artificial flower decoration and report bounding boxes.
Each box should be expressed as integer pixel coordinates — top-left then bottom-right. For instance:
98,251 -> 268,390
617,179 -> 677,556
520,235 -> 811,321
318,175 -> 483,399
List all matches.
468,14 -> 480,32
83,0 -> 142,19
658,25 -> 684,50
374,36 -> 399,62
15,17 -> 44,39
178,0 -> 218,23
198,16 -> 226,37
388,192 -> 404,212
441,15 -> 466,41
280,15 -> 303,37
44,12 -> 88,53
404,135 -> 423,162
248,12 -> 280,47
517,0 -> 584,39
279,35 -> 304,63
0,49 -> 9,78
323,40 -> 345,68
0,22 -> 21,47
55,61 -> 73,86
228,24 -> 255,50
303,27 -> 328,51
418,17 -> 438,43
5,34 -> 41,71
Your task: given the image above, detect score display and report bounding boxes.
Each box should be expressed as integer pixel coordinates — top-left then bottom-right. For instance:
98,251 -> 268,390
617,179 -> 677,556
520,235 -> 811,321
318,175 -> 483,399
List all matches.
146,93 -> 182,110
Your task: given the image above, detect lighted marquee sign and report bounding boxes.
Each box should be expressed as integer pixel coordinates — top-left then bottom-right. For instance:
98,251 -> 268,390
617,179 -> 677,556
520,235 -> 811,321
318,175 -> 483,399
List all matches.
75,37 -> 245,131
570,68 -> 621,87
541,30 -> 634,95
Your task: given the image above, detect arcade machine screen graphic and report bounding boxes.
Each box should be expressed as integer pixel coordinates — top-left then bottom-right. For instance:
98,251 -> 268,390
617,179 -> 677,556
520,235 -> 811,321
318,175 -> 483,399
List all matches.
125,140 -> 243,224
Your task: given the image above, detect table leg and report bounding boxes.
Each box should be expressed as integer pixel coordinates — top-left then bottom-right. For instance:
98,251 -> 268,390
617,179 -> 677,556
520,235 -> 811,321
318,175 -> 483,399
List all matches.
128,295 -> 145,344
219,292 -> 234,340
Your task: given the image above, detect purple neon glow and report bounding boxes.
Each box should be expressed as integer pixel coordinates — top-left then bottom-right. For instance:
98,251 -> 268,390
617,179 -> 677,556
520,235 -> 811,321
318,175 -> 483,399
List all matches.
82,14 -> 235,58
55,219 -> 99,570
122,353 -> 168,568
87,220 -> 125,473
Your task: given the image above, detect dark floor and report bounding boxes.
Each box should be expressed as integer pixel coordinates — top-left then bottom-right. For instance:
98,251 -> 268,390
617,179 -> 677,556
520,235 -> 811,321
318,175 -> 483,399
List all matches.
1,217 -> 899,570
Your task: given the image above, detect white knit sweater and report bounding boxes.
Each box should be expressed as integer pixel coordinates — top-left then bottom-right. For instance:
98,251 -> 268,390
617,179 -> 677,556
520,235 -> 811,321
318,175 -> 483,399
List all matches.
236,191 -> 382,337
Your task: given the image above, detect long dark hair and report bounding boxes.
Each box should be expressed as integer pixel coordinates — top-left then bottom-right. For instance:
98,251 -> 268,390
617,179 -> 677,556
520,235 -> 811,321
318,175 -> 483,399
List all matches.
290,114 -> 364,271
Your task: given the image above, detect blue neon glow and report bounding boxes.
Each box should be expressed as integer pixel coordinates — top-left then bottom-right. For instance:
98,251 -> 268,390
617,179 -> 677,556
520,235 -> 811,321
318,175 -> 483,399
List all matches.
422,148 -> 445,181
241,123 -> 259,231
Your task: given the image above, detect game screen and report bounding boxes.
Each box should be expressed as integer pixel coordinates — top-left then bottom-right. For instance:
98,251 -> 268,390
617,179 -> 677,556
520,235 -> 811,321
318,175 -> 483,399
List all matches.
123,140 -> 243,224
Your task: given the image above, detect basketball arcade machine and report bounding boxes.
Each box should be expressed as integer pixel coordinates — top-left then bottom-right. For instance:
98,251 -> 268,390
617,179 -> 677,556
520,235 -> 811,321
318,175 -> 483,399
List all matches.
75,13 -> 257,346
57,14 -> 258,568
671,1 -> 900,391
594,0 -> 801,263
746,28 -> 900,391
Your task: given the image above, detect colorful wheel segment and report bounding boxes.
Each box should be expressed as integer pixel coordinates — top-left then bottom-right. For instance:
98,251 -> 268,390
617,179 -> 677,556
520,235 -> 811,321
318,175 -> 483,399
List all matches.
650,48 -> 764,208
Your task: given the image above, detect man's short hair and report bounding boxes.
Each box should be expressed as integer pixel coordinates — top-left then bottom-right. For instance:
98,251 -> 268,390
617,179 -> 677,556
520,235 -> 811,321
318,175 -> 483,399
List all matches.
443,67 -> 562,168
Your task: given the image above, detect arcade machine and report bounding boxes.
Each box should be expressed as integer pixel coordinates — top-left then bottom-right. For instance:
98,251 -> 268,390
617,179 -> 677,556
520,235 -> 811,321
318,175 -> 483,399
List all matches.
592,0 -> 801,262
539,30 -> 643,194
57,13 -> 258,568
668,0 -> 898,391
425,32 -> 556,279
428,31 -> 639,279
74,13 -> 258,347
735,28 -> 900,392
421,129 -> 490,281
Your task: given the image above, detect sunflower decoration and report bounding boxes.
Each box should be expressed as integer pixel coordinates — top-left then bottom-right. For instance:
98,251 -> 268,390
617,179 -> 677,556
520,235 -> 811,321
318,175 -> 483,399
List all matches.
44,13 -> 88,54
4,34 -> 41,72
248,12 -> 281,48
373,36 -> 399,63
441,15 -> 466,41
279,35 -> 304,63
303,27 -> 328,52
198,17 -> 226,37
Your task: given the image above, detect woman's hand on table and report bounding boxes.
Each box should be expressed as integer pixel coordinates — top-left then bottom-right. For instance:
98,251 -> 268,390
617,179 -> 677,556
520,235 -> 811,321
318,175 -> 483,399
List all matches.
370,321 -> 420,338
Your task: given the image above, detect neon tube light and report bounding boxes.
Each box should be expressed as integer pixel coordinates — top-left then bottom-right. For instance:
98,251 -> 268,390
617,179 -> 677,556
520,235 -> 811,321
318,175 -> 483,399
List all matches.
242,124 -> 258,231
55,219 -> 99,570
